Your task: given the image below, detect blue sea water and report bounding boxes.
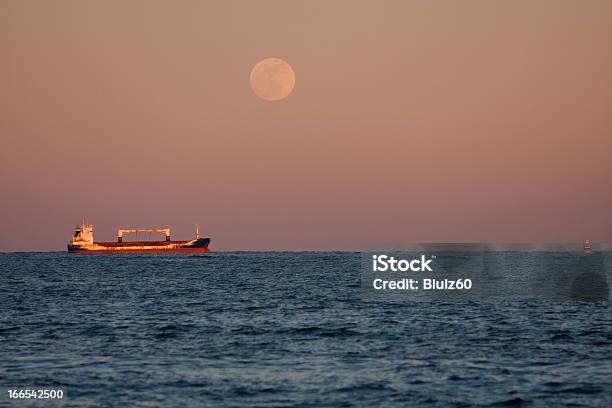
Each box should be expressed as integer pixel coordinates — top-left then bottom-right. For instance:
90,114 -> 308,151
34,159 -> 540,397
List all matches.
1,252 -> 611,407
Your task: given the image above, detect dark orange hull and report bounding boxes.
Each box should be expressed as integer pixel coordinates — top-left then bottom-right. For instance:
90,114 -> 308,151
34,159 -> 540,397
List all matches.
68,238 -> 211,254
68,247 -> 210,254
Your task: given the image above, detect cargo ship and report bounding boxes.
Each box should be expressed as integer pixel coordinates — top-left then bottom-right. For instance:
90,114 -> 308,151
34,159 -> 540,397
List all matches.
67,222 -> 211,253
584,239 -> 592,254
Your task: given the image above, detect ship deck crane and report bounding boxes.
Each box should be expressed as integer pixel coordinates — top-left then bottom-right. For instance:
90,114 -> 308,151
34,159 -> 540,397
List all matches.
117,228 -> 171,242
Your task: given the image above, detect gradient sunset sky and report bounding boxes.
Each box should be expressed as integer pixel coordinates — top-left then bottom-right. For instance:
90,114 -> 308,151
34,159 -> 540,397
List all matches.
1,0 -> 611,251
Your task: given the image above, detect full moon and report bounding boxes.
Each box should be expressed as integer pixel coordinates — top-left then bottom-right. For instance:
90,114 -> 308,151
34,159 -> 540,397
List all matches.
249,58 -> 295,101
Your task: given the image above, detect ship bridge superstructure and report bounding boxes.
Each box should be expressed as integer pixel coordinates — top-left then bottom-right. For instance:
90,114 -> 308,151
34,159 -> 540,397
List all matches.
71,223 -> 94,245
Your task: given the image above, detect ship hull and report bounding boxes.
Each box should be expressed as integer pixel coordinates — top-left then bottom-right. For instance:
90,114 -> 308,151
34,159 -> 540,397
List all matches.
68,238 -> 211,254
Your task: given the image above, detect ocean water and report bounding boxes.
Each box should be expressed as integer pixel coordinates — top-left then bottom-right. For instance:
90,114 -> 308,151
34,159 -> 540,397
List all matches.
1,252 -> 611,407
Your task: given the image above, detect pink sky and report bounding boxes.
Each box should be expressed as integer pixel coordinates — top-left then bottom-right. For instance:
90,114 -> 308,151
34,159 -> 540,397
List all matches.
1,1 -> 611,251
